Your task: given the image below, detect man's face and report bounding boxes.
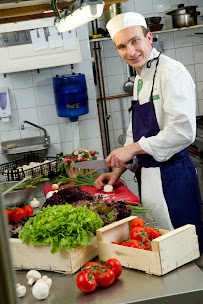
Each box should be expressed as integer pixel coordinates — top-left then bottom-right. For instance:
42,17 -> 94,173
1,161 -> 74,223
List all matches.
113,26 -> 153,74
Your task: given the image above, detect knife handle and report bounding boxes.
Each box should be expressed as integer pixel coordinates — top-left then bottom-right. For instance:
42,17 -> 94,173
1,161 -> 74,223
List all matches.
125,159 -> 133,165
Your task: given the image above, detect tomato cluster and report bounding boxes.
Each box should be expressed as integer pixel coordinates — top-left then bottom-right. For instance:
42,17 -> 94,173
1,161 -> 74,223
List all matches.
111,218 -> 161,251
76,259 -> 122,293
5,205 -> 33,223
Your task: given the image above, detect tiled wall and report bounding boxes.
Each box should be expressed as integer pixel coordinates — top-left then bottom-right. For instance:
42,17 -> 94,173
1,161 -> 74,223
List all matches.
0,24 -> 103,166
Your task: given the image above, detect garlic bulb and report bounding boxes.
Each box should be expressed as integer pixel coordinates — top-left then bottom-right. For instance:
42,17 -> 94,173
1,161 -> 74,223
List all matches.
30,198 -> 40,208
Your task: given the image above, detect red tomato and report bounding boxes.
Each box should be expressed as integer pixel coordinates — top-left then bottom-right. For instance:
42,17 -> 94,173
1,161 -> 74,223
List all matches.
11,207 -> 27,223
128,239 -> 145,249
96,268 -> 115,287
76,270 -> 97,293
142,240 -> 152,250
130,227 -> 146,242
105,258 -> 122,279
23,205 -> 33,216
83,261 -> 102,277
132,218 -> 145,229
118,240 -> 126,245
5,209 -> 13,223
145,227 -> 160,240
111,242 -> 118,245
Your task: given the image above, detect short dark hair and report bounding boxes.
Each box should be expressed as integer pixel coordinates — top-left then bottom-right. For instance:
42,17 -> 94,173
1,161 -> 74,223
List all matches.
141,26 -> 150,37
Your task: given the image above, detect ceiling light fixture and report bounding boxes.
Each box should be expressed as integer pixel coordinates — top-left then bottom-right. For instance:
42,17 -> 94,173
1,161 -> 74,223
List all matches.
52,0 -> 104,33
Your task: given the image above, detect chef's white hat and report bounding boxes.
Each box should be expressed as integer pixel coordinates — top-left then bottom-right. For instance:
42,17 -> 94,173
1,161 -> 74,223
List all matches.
106,12 -> 147,40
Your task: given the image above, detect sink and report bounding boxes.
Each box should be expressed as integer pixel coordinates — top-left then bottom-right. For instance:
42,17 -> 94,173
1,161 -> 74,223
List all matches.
1,136 -> 51,161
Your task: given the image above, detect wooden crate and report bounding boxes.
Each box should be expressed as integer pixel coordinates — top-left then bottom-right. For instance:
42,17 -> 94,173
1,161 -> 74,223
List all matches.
96,216 -> 200,276
9,237 -> 98,274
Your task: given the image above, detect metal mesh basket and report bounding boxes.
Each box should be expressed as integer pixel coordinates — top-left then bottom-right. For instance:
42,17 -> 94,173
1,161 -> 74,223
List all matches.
0,152 -> 60,181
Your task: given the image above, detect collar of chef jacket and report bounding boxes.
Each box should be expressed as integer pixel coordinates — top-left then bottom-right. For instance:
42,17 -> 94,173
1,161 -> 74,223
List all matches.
140,48 -> 160,79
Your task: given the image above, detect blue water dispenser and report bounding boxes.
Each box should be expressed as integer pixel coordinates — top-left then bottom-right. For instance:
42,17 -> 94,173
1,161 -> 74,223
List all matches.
53,73 -> 89,122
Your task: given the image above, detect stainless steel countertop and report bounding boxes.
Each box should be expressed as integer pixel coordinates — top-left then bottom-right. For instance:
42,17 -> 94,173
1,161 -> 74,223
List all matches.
15,262 -> 203,304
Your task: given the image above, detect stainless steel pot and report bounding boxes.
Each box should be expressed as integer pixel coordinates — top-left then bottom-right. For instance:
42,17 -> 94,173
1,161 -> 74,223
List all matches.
166,4 -> 200,28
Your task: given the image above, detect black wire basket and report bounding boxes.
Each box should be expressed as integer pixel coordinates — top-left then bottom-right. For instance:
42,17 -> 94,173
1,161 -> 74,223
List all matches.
0,152 -> 60,182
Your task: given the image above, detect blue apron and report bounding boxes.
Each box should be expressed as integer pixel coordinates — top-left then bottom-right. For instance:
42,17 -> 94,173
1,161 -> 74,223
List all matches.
129,54 -> 203,253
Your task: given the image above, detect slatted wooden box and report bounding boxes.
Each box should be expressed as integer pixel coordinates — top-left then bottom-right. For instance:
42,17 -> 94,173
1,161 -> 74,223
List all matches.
96,216 -> 200,276
9,237 -> 97,274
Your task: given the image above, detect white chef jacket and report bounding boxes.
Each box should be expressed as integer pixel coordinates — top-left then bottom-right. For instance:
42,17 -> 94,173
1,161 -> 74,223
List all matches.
125,48 -> 196,162
124,48 -> 196,230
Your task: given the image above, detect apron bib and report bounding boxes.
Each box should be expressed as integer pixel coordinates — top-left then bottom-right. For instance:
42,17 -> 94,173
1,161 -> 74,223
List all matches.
129,54 -> 203,252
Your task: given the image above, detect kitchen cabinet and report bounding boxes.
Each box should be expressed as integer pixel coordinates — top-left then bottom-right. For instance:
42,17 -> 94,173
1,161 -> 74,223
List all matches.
0,18 -> 82,73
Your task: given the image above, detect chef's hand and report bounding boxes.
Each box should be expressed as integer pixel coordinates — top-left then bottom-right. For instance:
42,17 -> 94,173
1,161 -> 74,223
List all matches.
94,169 -> 123,190
106,142 -> 145,168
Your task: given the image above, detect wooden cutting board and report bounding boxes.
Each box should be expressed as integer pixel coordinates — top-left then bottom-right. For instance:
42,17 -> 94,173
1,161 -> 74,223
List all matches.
43,180 -> 140,204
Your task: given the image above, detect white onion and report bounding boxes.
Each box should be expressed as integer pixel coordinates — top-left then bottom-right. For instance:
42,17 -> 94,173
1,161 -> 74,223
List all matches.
103,184 -> 113,193
46,190 -> 58,199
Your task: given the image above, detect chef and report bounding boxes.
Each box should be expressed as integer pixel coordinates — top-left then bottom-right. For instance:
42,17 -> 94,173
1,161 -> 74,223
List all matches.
94,12 -> 203,254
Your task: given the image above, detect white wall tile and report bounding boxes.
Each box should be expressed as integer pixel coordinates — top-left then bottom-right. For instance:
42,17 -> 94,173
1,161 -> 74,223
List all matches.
176,46 -> 194,65
193,45 -> 203,64
51,65 -> 71,77
47,142 -> 63,157
12,71 -> 33,89
86,79 -> 96,100
37,105 -> 59,125
185,65 -> 196,82
44,124 -> 61,144
192,27 -> 203,46
79,99 -> 98,120
196,100 -> 200,116
15,88 -> 36,109
73,61 -> 93,80
8,89 -> 16,110
170,0 -> 189,9
103,40 -> 119,58
17,108 -> 39,131
110,97 -> 129,112
135,0 -> 153,14
32,68 -> 53,86
59,122 -> 73,142
104,57 -> 125,76
106,74 -> 126,95
80,40 -> 91,61
153,0 -> 171,13
20,127 -> 40,139
158,32 -> 175,50
77,24 -> 89,41
196,82 -> 203,100
79,119 -> 100,139
121,0 -> 135,12
163,48 -> 176,60
0,73 -> 13,89
1,129 -> 20,141
195,63 -> 203,82
35,85 -> 55,106
174,30 -> 193,48
198,100 -> 203,115
61,141 -> 74,154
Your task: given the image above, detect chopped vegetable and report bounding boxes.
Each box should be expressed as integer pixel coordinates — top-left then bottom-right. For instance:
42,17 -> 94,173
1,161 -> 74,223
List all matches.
103,184 -> 113,193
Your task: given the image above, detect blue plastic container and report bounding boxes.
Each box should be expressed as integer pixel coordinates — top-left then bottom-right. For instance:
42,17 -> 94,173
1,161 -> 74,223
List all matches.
53,73 -> 89,122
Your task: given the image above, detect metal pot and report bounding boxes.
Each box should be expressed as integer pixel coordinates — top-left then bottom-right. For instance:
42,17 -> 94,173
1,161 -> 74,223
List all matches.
105,3 -> 122,24
166,4 -> 200,28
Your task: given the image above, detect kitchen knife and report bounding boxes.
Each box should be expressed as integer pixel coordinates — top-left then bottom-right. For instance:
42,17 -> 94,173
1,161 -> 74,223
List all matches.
71,159 -> 134,170
71,160 -> 108,170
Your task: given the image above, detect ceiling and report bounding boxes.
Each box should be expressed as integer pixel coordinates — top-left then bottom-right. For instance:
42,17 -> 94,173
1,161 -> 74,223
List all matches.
0,0 -> 127,24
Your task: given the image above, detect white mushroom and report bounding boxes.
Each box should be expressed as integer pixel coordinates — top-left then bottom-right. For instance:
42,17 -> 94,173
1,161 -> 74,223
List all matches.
32,281 -> 49,300
30,197 -> 40,208
16,283 -> 26,298
26,270 -> 41,285
103,184 -> 114,193
42,275 -> 52,288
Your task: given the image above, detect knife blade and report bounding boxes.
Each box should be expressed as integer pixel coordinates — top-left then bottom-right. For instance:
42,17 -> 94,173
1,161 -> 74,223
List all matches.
71,159 -> 134,170
71,160 -> 109,170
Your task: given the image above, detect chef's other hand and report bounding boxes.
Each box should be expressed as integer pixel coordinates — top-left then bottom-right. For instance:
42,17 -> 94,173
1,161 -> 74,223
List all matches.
94,172 -> 119,190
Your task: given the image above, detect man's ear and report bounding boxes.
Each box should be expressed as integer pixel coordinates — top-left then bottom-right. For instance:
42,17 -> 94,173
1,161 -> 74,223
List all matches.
147,32 -> 153,45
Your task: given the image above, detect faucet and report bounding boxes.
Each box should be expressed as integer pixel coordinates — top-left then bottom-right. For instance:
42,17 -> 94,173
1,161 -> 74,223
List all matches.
21,121 -> 49,145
